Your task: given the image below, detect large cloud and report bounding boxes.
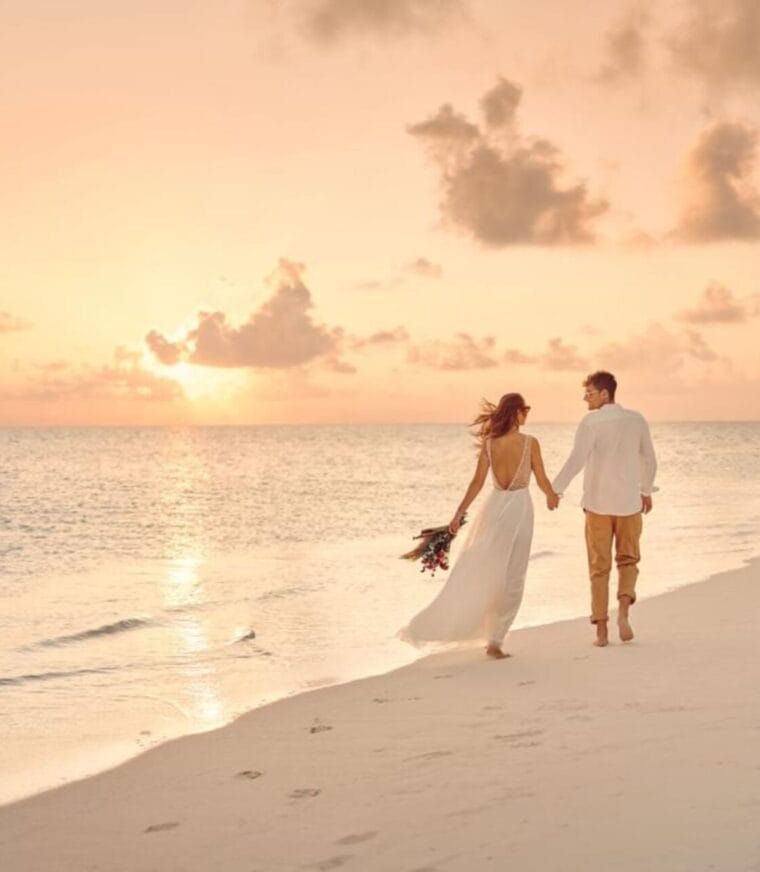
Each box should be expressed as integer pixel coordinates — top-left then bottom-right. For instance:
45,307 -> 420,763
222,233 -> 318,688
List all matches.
675,122 -> 760,242
408,78 -> 608,246
146,259 -> 347,370
299,0 -> 467,43
677,281 -> 754,323
669,0 -> 760,89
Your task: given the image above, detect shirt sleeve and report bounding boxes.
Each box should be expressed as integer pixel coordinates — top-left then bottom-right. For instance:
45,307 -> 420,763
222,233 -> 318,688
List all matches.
552,419 -> 593,495
639,419 -> 658,495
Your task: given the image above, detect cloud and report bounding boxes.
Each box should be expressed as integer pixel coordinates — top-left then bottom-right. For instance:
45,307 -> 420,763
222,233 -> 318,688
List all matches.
503,348 -> 538,365
669,0 -> 760,89
407,333 -> 498,370
540,337 -> 589,371
404,257 -> 443,279
677,281 -> 752,323
5,348 -> 184,403
479,77 -> 522,128
596,322 -> 723,372
145,330 -> 186,365
351,327 -> 410,350
596,7 -> 650,83
146,259 -> 348,370
299,0 -> 467,43
684,328 -> 719,361
674,121 -> 760,242
0,312 -> 30,334
408,78 -> 608,246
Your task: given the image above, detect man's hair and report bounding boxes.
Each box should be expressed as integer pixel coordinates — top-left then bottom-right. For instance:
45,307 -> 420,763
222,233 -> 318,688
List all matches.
583,370 -> 617,401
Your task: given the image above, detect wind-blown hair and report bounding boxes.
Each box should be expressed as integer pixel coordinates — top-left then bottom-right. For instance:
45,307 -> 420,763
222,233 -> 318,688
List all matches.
471,393 -> 527,444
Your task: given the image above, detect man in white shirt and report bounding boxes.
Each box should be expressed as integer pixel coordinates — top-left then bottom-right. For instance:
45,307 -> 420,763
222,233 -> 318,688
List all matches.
553,371 -> 658,647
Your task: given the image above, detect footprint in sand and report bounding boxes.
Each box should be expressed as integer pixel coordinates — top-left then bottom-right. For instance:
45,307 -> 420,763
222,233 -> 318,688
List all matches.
372,697 -> 390,704
144,821 -> 180,833
405,750 -> 453,762
433,674 -> 453,680
539,699 -> 588,713
236,770 -> 263,780
308,855 -> 353,870
309,724 -> 333,734
290,788 -> 321,799
494,729 -> 544,745
336,831 -> 378,845
518,680 -> 535,687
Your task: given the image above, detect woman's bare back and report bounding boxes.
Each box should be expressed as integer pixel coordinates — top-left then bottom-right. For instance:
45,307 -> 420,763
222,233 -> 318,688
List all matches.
488,433 -> 531,490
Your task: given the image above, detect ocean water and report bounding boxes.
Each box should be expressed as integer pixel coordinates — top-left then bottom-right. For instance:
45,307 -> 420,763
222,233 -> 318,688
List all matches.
1,422 -> 759,803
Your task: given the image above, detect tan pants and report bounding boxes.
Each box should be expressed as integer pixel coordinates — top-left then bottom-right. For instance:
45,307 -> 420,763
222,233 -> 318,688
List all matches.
584,510 -> 643,623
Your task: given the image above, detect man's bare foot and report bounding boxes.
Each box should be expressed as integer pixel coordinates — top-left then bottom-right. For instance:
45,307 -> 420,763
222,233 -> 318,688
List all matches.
618,616 -> 634,642
593,623 -> 609,647
485,645 -> 510,659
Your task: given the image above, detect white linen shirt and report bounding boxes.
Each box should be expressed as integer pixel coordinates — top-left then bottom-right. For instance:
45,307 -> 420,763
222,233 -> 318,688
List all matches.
552,404 -> 658,516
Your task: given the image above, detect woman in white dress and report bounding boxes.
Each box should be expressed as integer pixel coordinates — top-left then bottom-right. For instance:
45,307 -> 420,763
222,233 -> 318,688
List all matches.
399,393 -> 559,658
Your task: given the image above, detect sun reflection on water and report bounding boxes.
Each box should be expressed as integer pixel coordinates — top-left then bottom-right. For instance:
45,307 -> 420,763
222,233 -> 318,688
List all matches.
162,554 -> 225,729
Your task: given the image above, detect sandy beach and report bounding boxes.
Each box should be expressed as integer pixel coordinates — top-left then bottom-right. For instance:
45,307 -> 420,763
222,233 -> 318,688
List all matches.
2,558 -> 759,872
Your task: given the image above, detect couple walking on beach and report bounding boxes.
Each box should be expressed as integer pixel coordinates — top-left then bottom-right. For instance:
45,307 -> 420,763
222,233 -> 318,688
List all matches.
400,370 -> 658,655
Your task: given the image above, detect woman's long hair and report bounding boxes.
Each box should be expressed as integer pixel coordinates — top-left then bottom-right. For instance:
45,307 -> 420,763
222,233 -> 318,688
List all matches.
471,393 -> 527,444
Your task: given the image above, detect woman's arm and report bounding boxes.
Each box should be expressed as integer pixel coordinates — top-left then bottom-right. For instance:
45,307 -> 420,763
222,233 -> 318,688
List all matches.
448,444 -> 490,534
531,438 -> 560,510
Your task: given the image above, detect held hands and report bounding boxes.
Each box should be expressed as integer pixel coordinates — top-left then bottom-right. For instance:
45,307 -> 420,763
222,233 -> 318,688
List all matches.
546,491 -> 560,511
641,494 -> 653,514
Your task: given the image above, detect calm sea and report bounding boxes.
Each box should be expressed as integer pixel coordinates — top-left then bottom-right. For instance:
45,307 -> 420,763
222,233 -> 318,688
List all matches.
1,423 -> 759,803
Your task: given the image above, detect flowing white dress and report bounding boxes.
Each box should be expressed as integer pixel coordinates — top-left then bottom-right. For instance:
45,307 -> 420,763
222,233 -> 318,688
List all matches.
399,434 -> 534,647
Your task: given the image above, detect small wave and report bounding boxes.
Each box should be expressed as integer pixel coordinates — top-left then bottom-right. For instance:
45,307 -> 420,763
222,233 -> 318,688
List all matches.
25,618 -> 152,650
235,629 -> 257,642
0,667 -> 116,687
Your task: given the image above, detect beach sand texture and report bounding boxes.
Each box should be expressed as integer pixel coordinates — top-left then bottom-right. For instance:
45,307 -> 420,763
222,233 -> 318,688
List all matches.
2,560 -> 759,872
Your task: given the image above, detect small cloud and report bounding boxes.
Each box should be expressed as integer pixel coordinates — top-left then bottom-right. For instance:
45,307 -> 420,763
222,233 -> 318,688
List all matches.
677,281 -> 750,323
595,7 -> 650,83
540,337 -> 589,371
479,76 -> 522,128
407,333 -> 498,370
595,322 -> 726,374
668,0 -> 760,90
503,348 -> 538,365
146,259 -> 351,371
404,257 -> 443,279
0,312 -> 30,334
684,328 -> 719,362
145,330 -> 186,365
408,77 -> 608,246
6,348 -> 184,403
299,0 -> 467,44
674,121 -> 760,242
351,327 -> 410,350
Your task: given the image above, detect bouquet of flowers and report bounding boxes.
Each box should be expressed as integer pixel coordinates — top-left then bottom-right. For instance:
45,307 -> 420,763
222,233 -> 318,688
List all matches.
400,515 -> 467,576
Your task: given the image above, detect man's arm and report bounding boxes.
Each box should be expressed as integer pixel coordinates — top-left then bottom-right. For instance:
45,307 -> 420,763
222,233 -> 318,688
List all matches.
639,418 -> 658,498
552,419 -> 593,496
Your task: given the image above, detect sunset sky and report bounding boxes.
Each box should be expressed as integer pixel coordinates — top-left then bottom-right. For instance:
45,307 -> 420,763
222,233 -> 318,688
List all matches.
2,0 -> 759,424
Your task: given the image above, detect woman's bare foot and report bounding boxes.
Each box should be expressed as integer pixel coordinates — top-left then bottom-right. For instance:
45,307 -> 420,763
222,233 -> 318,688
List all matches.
618,616 -> 634,642
485,645 -> 510,659
593,622 -> 609,647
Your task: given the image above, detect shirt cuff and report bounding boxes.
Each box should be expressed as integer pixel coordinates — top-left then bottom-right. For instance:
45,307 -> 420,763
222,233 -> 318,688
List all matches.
640,486 -> 660,495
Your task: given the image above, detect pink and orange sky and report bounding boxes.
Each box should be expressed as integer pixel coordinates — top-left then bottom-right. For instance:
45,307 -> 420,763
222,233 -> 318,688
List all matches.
2,0 -> 759,425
